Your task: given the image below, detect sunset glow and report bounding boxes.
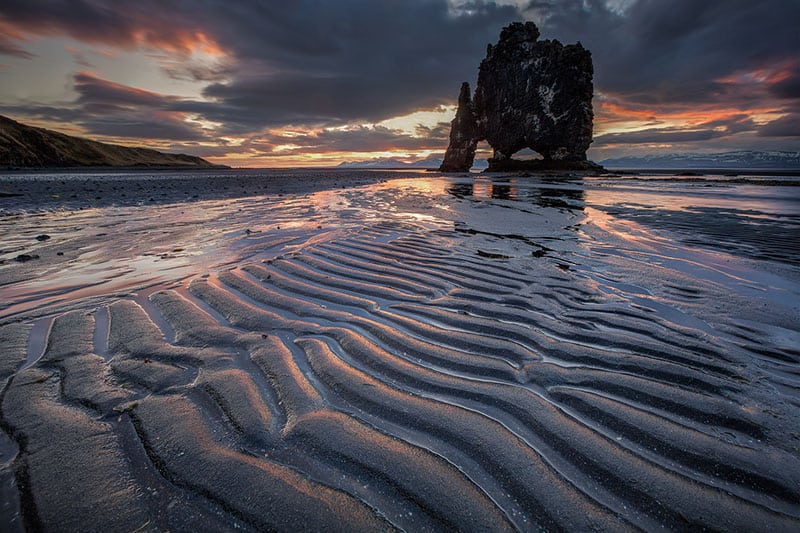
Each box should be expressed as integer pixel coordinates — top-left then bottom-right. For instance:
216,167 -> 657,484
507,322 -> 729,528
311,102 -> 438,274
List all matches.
1,1 -> 797,166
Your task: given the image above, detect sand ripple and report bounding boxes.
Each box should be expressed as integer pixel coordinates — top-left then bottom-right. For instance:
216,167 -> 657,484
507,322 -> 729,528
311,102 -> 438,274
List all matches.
1,174 -> 799,530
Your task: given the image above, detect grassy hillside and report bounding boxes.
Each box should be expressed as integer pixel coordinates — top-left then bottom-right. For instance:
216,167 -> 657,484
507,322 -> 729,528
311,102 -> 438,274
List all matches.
0,115 -> 223,168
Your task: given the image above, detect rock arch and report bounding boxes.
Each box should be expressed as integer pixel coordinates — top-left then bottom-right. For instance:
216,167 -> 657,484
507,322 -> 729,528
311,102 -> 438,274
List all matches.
439,22 -> 596,173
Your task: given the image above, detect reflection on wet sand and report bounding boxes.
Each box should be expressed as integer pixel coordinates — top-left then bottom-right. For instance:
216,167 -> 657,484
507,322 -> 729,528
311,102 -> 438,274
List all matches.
446,178 -> 586,211
0,171 -> 798,531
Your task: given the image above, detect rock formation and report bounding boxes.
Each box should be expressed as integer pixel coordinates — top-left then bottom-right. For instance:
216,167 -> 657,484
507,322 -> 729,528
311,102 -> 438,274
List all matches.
439,82 -> 479,172
439,21 -> 597,172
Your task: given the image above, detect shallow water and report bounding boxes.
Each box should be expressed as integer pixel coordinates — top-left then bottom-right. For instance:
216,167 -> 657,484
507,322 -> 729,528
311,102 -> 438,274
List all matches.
0,170 -> 798,530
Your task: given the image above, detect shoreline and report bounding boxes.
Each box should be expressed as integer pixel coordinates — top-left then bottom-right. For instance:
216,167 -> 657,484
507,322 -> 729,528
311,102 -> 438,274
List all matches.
0,164 -> 230,172
0,168 -> 404,215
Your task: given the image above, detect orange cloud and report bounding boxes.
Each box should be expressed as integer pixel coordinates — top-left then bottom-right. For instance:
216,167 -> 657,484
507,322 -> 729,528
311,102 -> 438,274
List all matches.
716,59 -> 800,86
131,29 -> 227,57
1,10 -> 228,60
594,92 -> 784,138
0,19 -> 28,41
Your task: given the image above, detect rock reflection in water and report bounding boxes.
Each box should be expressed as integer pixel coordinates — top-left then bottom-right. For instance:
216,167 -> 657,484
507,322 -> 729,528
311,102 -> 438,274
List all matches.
3,171 -> 798,532
446,178 -> 585,211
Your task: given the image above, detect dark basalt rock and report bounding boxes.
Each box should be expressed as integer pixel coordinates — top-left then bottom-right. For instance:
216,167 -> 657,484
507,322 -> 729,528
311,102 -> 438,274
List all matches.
439,82 -> 480,172
485,157 -> 604,173
439,22 -> 597,172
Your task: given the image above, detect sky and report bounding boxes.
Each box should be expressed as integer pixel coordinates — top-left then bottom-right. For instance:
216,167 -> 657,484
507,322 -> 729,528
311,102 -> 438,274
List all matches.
1,0 -> 798,167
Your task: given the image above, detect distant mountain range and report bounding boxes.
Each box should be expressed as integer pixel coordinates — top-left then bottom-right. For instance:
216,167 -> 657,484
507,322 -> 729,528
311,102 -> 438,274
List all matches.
0,115 -> 223,169
600,151 -> 800,169
340,150 -> 800,171
337,155 -> 490,169
337,155 -> 444,169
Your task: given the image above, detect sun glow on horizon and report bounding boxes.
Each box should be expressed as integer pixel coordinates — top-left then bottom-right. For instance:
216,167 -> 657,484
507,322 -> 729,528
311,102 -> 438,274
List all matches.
377,106 -> 457,135
4,34 -> 797,167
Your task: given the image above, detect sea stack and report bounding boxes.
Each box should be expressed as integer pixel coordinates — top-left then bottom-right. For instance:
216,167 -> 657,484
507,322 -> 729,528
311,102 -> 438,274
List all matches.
439,82 -> 480,172
439,21 -> 597,172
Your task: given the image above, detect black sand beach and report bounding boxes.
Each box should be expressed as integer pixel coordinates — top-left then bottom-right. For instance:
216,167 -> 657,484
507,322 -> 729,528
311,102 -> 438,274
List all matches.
1,169 -> 799,531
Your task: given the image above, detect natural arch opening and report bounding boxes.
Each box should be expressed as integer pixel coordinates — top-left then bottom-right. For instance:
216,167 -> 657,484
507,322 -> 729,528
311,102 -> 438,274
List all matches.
513,148 -> 544,161
470,141 -> 493,171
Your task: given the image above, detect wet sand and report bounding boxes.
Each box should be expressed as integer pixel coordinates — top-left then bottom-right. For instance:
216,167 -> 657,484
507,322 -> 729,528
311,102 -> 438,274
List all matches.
1,170 -> 799,531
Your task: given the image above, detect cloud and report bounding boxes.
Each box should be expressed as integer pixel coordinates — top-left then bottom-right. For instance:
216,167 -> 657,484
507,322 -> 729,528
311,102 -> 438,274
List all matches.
77,114 -> 204,141
595,128 -> 721,145
0,0 -> 221,55
414,122 -> 451,139
769,65 -> 800,99
2,0 -> 798,157
191,1 -> 523,130
594,114 -> 757,145
4,71 -> 208,141
531,1 -> 800,103
69,72 -> 205,140
160,59 -> 234,83
0,38 -> 34,59
163,142 -> 241,159
74,71 -> 174,109
1,0 -> 518,131
0,104 -> 83,123
759,113 -> 800,137
0,20 -> 35,58
242,124 -> 449,156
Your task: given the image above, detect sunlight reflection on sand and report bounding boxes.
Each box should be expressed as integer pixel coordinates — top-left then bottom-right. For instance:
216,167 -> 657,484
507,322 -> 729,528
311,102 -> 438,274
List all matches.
1,171 -> 799,530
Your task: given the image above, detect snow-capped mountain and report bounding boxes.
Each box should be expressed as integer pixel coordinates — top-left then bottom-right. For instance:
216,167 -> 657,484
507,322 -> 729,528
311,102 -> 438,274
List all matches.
337,155 -> 493,169
337,156 -> 442,169
600,151 -> 800,169
337,155 -> 447,169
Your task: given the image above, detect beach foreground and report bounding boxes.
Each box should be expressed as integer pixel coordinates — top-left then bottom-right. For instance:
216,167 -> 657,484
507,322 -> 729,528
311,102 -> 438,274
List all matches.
1,170 -> 798,530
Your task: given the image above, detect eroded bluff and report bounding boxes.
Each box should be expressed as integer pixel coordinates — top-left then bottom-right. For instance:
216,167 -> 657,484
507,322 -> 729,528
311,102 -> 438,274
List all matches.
439,22 -> 595,172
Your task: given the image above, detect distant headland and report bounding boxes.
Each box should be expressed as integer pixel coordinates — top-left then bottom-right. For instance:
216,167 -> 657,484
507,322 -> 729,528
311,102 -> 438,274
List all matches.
0,115 -> 225,169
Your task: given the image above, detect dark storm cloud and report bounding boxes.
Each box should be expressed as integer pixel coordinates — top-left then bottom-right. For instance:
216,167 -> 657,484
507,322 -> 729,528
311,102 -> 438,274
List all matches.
0,0 -> 517,131
0,104 -> 83,123
528,0 -> 800,106
414,122 -> 451,140
70,72 -> 207,140
0,38 -> 34,59
192,1 -> 520,130
79,116 -> 206,140
73,72 -> 174,109
769,67 -> 800,100
759,114 -> 800,137
161,60 -> 234,83
255,124 -> 450,155
0,0 -> 202,52
4,72 -> 208,141
2,0 -> 798,149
